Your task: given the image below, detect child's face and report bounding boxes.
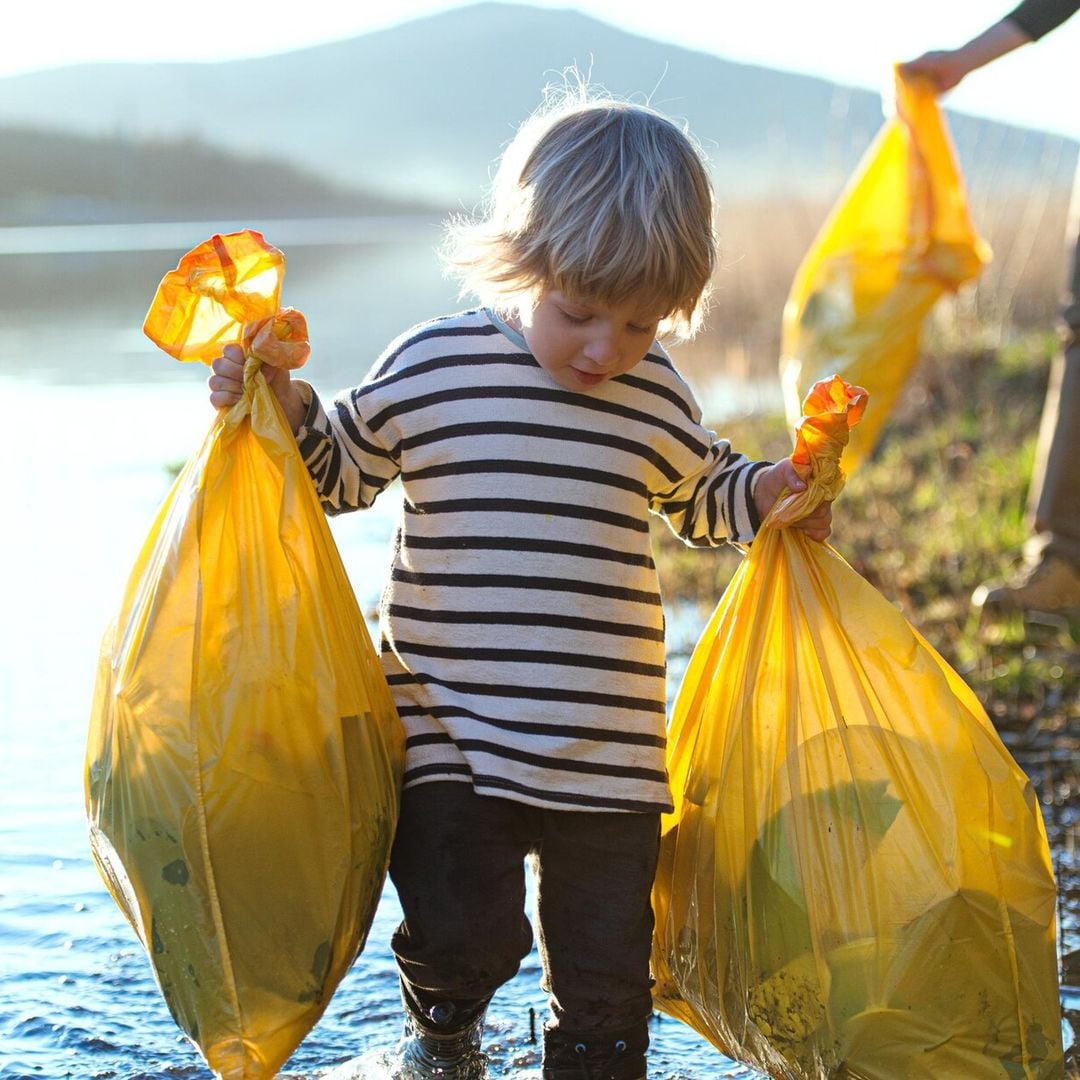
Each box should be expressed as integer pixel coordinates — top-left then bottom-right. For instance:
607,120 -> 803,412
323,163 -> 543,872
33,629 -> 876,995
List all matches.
517,289 -> 663,392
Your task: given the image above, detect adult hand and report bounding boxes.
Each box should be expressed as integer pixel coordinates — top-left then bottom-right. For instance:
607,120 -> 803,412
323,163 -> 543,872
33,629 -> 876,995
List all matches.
899,18 -> 1033,94
898,50 -> 971,93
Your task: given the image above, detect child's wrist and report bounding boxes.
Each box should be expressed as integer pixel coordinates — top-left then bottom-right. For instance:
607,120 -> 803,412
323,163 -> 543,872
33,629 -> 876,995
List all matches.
278,382 -> 307,434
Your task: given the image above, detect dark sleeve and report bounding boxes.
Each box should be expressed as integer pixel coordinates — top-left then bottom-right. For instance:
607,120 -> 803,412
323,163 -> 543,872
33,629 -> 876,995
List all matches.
1005,0 -> 1078,40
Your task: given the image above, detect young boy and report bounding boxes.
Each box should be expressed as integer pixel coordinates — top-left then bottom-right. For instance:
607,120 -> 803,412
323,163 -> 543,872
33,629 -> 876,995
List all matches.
210,90 -> 831,1080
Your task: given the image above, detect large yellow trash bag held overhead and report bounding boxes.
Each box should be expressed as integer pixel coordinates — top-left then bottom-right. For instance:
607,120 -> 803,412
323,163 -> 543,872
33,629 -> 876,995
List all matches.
651,377 -> 1064,1079
780,72 -> 990,473
86,231 -> 404,1079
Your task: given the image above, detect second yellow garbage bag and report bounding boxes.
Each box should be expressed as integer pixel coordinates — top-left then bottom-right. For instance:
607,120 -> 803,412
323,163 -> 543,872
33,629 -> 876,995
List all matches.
780,72 -> 990,473
85,231 -> 404,1079
651,377 -> 1063,1079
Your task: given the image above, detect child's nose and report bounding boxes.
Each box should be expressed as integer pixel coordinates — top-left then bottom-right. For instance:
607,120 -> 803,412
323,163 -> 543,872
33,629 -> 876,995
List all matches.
584,334 -> 619,367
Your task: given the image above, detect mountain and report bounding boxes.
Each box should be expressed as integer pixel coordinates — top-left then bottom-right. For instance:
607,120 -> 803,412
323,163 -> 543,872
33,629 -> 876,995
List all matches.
0,2 -> 1074,218
0,127 -> 439,225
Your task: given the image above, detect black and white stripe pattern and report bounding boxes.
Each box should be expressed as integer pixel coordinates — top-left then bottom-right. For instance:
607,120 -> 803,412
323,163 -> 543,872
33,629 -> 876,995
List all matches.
295,308 -> 766,813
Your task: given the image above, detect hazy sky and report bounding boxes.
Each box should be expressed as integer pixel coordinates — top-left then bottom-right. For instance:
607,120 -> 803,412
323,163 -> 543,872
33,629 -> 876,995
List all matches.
6,0 -> 1077,140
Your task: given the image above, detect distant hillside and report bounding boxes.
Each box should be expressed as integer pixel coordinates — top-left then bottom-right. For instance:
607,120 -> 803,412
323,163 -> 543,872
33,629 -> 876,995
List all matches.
0,127 -> 436,225
0,2 -> 1074,217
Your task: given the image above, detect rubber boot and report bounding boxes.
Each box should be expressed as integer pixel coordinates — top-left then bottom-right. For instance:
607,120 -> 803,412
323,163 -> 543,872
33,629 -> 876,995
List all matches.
542,1025 -> 648,1080
388,999 -> 489,1079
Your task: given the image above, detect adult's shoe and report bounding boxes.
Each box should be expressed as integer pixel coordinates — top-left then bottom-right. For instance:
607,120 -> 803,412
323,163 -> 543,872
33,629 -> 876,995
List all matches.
972,555 -> 1080,614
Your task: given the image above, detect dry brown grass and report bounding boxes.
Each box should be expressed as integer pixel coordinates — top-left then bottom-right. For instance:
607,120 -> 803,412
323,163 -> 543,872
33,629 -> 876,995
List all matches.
672,177 -> 1073,396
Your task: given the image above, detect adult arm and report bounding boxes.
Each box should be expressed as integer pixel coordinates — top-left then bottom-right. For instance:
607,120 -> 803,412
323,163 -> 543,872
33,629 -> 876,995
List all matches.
900,0 -> 1076,91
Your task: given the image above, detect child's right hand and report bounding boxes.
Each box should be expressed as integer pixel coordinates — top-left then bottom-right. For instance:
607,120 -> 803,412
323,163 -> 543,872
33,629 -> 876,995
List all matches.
208,345 -> 306,433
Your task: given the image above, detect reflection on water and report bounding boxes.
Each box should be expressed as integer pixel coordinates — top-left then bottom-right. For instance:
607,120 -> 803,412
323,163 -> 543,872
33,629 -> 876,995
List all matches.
0,217 -> 439,256
0,225 -> 457,398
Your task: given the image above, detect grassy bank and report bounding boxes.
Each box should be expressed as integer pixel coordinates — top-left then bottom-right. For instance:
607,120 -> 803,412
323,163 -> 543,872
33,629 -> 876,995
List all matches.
652,335 -> 1079,1065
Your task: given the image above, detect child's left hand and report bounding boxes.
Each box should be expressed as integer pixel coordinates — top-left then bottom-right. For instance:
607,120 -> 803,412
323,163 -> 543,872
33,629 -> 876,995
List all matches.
753,458 -> 833,542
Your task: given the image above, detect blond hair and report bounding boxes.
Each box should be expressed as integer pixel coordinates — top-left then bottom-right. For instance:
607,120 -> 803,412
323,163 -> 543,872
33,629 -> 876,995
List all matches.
442,84 -> 716,338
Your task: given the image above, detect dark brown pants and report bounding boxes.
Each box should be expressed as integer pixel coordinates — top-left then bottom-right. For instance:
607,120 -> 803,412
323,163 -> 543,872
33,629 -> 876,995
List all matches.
388,781 -> 660,1039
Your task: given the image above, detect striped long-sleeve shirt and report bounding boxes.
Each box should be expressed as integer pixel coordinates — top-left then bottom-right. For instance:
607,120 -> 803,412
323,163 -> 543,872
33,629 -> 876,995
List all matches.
294,308 -> 768,813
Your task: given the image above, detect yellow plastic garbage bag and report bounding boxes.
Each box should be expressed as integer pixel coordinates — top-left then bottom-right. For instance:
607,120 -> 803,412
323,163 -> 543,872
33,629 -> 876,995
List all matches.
780,72 -> 990,473
85,231 -> 404,1079
651,376 -> 1063,1079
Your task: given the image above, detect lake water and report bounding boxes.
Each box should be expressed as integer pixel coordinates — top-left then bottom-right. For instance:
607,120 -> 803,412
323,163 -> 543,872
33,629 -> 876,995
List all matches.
0,230 -> 755,1079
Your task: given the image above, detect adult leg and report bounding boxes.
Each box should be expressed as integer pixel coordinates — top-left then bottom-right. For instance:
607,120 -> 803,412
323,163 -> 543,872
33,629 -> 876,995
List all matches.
533,809 -> 660,1080
1026,235 -> 1080,568
978,188 -> 1080,611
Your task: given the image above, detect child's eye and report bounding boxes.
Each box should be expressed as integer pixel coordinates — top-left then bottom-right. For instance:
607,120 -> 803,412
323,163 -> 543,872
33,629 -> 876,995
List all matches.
628,323 -> 654,334
559,308 -> 590,324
